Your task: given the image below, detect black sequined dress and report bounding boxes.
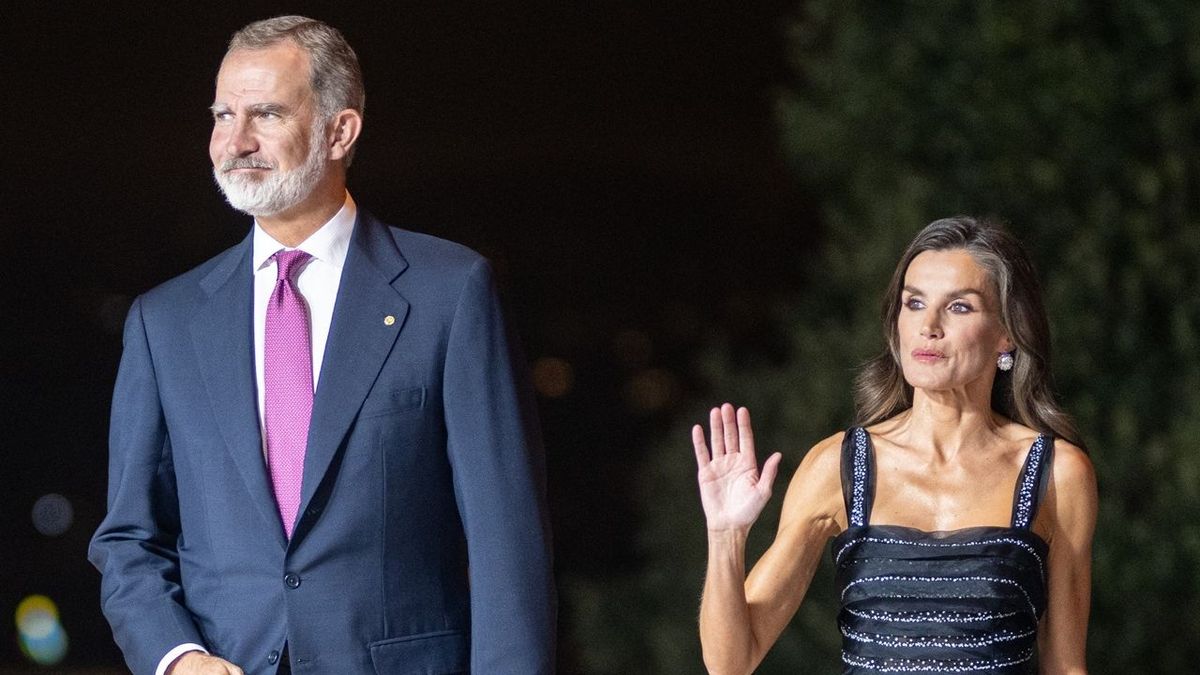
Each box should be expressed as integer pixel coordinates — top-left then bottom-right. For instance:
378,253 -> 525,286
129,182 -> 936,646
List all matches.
831,428 -> 1053,674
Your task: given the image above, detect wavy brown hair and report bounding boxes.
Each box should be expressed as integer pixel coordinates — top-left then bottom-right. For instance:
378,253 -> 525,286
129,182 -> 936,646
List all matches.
854,216 -> 1083,447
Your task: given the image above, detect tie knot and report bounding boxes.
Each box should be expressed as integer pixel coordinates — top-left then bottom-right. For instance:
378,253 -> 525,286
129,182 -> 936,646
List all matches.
274,250 -> 312,282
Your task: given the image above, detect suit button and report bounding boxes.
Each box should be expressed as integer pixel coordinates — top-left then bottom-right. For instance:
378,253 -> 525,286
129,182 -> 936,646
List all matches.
268,650 -> 280,665
284,573 -> 301,589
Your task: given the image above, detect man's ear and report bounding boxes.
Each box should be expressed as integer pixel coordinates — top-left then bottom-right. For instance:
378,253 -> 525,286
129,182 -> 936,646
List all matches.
327,109 -> 363,161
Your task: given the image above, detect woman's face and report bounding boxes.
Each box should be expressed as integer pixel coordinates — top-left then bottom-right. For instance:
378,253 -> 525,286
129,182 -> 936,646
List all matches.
896,249 -> 1013,394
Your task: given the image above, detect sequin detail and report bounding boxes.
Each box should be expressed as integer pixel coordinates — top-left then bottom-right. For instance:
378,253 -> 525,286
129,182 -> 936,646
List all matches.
843,625 -> 1036,649
1011,435 -> 1047,529
833,429 -> 1052,674
841,648 -> 1034,672
845,607 -> 1019,624
850,427 -> 869,526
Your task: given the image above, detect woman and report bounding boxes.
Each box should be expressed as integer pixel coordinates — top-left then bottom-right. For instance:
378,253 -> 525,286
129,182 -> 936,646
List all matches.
694,217 -> 1097,674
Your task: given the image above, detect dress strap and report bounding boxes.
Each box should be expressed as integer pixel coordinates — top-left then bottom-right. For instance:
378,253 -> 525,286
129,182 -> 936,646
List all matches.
840,427 -> 875,527
1010,434 -> 1055,529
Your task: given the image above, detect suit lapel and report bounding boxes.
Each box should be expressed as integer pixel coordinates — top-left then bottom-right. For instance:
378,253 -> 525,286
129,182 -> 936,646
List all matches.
299,212 -> 410,520
190,233 -> 288,550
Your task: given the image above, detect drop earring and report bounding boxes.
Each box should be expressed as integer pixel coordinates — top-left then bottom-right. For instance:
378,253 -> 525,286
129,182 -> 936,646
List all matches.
997,351 -> 1015,371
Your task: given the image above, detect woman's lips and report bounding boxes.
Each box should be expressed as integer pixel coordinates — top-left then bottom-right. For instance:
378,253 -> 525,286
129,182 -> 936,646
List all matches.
911,349 -> 945,363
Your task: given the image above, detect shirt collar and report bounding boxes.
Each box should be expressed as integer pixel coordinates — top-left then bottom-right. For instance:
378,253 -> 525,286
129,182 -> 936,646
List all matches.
252,191 -> 357,272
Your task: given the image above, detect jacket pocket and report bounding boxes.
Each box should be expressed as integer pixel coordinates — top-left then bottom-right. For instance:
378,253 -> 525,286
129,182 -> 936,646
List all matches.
367,629 -> 467,674
359,386 -> 426,420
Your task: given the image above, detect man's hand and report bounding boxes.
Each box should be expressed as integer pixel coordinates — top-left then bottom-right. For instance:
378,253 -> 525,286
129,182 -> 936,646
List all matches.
168,651 -> 245,675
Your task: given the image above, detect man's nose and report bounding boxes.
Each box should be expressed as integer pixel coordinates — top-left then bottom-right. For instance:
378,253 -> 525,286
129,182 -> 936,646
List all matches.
225,118 -> 258,157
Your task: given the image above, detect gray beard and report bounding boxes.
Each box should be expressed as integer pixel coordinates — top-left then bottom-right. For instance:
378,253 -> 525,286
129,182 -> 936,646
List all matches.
213,128 -> 330,217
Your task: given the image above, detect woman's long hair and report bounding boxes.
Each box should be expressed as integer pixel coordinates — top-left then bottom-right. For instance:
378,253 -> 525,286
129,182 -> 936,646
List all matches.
853,216 -> 1083,448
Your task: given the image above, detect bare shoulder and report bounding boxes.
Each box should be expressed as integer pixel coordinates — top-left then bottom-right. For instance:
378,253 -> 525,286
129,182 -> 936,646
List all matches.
1047,438 -> 1098,541
778,430 -> 848,533
1050,439 -> 1098,504
1051,437 -> 1092,470
797,430 -> 845,475
992,419 -> 1057,467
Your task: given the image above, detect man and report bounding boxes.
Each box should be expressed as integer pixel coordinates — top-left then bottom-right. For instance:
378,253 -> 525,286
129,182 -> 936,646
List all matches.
88,16 -> 555,675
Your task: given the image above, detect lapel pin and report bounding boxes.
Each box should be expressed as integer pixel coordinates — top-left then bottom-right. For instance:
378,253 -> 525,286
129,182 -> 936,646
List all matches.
384,315 -> 396,326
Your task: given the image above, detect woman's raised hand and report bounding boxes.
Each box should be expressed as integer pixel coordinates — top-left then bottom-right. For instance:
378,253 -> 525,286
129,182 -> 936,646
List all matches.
692,403 -> 783,532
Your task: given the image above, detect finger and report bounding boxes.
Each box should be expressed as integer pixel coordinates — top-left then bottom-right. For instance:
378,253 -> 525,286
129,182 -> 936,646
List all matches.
737,407 -> 755,459
721,403 -> 739,453
758,452 -> 784,496
692,424 -> 710,469
709,407 -> 725,457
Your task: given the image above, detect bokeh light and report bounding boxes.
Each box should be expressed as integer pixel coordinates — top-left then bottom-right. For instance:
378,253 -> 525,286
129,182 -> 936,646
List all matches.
16,595 -> 58,638
611,329 -> 652,369
16,595 -> 68,665
31,493 -> 74,537
625,368 -> 680,413
533,356 -> 574,398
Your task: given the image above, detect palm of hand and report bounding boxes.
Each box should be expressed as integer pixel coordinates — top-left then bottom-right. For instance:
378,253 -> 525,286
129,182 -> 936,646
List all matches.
692,404 -> 782,532
698,452 -> 771,531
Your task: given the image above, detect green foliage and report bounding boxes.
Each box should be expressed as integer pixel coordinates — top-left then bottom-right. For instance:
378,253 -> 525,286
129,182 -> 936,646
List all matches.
569,1 -> 1200,672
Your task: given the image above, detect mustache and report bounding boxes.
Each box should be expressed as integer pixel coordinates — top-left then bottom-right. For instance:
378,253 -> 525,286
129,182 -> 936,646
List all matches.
219,157 -> 275,172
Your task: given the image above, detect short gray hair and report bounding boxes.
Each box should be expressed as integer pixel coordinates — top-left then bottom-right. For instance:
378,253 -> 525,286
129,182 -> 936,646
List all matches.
228,16 -> 365,135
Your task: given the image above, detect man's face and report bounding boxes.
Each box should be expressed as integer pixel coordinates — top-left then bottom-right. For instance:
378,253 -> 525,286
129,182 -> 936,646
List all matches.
209,42 -> 329,217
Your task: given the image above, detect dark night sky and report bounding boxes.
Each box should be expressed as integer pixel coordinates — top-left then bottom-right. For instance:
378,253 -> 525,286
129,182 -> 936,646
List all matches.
3,2 -> 815,668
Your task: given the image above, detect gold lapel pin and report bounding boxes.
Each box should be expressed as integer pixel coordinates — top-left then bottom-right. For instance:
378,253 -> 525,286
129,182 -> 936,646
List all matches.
384,315 -> 396,326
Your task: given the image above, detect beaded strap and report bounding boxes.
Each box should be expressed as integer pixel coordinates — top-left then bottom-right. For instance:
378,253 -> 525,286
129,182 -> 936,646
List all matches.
841,427 -> 873,527
1010,434 -> 1054,530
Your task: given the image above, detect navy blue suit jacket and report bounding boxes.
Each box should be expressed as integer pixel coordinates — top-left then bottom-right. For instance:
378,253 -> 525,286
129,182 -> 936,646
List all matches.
89,212 -> 556,674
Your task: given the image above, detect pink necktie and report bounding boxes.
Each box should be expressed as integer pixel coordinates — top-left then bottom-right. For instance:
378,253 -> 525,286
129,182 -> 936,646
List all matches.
265,249 -> 313,539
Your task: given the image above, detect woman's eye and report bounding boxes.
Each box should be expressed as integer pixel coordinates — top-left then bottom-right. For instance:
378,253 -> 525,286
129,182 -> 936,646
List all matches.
949,301 -> 973,314
904,298 -> 924,310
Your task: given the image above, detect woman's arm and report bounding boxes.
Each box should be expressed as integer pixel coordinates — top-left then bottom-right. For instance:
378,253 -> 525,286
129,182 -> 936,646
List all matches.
1038,440 -> 1098,674
694,405 -> 843,674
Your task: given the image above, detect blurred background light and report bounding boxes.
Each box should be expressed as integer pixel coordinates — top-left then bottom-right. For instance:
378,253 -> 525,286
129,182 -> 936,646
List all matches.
31,493 -> 74,537
625,368 -> 680,413
611,329 -> 653,369
16,595 -> 68,665
533,357 -> 574,398
16,595 -> 58,638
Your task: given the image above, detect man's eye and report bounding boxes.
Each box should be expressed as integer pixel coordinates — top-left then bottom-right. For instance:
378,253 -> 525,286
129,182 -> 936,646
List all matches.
213,111 -> 233,122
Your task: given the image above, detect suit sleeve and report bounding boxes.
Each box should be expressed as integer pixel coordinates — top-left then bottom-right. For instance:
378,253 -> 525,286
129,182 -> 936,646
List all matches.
442,259 -> 557,673
88,297 -> 207,674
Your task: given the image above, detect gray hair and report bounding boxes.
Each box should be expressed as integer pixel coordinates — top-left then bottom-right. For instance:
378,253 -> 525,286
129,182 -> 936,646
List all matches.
228,16 -> 365,161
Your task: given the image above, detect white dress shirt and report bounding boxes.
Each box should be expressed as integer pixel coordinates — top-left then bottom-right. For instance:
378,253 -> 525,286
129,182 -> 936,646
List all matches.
156,192 -> 356,675
251,192 -> 356,433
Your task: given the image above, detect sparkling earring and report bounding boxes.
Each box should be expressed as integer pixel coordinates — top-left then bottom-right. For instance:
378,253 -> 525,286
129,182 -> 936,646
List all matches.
997,351 -> 1015,371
